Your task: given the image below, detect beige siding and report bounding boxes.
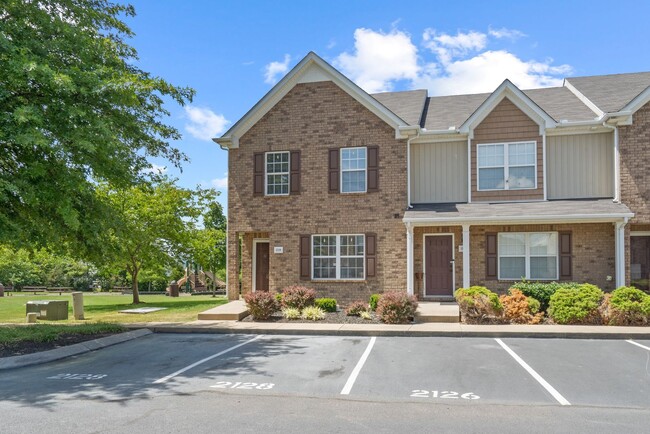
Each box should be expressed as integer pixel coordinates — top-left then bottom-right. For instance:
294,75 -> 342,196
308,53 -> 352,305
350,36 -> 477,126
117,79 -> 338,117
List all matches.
547,133 -> 614,199
411,141 -> 468,203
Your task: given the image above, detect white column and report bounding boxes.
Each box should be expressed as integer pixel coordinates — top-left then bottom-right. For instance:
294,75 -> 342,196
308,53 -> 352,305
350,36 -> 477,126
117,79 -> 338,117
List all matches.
406,223 -> 414,296
615,220 -> 627,288
462,224 -> 470,288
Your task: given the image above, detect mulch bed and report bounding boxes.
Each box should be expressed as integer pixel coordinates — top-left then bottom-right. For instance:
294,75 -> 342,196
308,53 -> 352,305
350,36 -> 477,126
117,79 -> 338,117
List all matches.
242,310 -> 383,324
0,332 -> 118,358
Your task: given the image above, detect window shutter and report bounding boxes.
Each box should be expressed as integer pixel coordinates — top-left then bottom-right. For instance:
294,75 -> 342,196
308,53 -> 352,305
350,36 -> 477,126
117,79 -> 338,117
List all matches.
290,151 -> 301,194
559,232 -> 572,280
486,233 -> 498,279
328,148 -> 339,193
299,235 -> 311,280
367,146 -> 379,193
366,233 -> 376,278
253,153 -> 264,196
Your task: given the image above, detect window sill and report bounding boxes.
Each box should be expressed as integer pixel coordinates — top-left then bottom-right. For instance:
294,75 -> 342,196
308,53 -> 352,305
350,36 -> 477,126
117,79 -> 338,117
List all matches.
309,280 -> 368,283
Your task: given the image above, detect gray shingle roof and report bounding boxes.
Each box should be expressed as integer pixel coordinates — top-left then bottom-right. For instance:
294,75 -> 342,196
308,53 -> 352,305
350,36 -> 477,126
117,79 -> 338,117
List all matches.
566,72 -> 650,113
423,93 -> 489,130
371,89 -> 428,126
523,87 -> 599,122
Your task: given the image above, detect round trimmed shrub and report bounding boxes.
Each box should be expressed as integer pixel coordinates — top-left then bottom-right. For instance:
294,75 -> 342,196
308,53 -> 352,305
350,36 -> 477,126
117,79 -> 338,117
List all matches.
346,300 -> 368,316
376,291 -> 418,324
499,289 -> 543,324
548,283 -> 603,325
599,286 -> 650,326
369,294 -> 381,311
314,297 -> 337,313
281,285 -> 316,310
244,291 -> 279,321
510,281 -> 580,312
454,286 -> 503,323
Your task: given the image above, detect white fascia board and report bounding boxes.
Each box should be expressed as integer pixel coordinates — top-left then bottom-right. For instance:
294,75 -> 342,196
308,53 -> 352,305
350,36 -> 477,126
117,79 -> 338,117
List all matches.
563,79 -> 605,118
402,213 -> 634,226
215,52 -> 408,149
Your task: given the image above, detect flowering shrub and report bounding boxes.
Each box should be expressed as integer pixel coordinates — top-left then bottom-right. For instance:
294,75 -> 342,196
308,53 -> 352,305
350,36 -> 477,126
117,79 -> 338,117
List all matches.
548,284 -> 603,325
244,291 -> 279,320
301,305 -> 326,321
455,286 -> 503,324
599,286 -> 650,326
376,291 -> 418,324
281,285 -> 316,310
500,289 -> 543,324
346,300 -> 368,316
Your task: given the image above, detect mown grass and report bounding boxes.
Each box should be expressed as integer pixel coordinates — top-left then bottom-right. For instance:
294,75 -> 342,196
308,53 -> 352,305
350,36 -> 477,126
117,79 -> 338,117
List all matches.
0,323 -> 127,345
0,294 -> 227,324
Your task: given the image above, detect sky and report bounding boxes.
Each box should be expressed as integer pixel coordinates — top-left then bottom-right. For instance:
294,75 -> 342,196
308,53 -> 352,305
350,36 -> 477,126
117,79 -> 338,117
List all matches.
124,0 -> 650,211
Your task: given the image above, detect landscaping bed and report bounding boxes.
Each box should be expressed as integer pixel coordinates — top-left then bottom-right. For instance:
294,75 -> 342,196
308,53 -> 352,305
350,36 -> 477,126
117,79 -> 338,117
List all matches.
242,309 -> 382,324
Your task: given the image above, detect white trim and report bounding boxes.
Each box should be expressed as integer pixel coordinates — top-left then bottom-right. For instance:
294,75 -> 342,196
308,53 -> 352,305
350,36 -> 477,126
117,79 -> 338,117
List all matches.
403,213 -> 634,226
563,79 -> 605,118
462,224 -> 470,288
340,147 -> 368,194
252,239 -> 269,292
620,85 -> 650,116
615,220 -> 628,288
406,223 -> 414,295
613,126 -> 620,202
264,151 -> 290,196
467,136 -> 472,203
311,234 -> 365,281
497,232 -> 558,281
631,231 -> 650,236
423,233 -> 455,296
476,141 -> 537,192
542,133 -> 547,200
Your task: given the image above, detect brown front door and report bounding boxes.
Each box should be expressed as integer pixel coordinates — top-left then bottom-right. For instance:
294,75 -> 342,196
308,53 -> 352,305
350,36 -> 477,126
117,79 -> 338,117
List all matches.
631,236 -> 650,291
255,242 -> 270,292
425,235 -> 454,296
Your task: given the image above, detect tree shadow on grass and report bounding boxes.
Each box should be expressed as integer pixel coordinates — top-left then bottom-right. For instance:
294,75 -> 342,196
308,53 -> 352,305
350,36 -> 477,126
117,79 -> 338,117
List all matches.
84,298 -> 227,314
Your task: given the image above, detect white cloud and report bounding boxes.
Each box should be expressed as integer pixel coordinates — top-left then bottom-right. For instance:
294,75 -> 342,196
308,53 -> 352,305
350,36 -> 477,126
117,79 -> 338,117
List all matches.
184,106 -> 229,141
488,27 -> 526,40
264,54 -> 291,84
423,29 -> 487,64
334,28 -> 419,93
211,173 -> 228,190
142,163 -> 167,175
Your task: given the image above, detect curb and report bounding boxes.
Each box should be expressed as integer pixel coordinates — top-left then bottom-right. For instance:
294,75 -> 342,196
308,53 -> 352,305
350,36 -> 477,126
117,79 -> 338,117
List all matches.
0,328 -> 153,371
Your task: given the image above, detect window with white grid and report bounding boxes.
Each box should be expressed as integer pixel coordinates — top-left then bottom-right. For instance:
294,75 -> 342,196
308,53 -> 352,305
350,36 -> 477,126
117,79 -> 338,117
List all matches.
265,151 -> 289,196
478,142 -> 536,191
312,235 -> 365,280
341,147 -> 367,193
498,232 -> 558,280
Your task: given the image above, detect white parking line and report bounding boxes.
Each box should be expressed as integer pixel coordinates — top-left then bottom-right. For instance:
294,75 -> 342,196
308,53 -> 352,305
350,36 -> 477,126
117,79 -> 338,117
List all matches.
153,335 -> 263,384
626,340 -> 650,351
495,338 -> 571,406
340,336 -> 376,395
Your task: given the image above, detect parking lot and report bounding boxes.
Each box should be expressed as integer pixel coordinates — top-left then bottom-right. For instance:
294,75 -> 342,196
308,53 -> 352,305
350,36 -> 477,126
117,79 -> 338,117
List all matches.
1,333 -> 649,410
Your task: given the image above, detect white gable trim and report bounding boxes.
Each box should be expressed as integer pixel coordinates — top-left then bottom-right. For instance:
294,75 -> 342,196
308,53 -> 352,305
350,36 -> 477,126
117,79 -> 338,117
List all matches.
563,79 -> 605,118
214,52 -> 408,148
619,85 -> 650,118
459,80 -> 556,139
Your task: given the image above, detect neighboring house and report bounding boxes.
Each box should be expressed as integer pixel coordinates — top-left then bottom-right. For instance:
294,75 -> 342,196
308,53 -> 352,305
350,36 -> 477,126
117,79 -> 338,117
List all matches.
215,52 -> 650,302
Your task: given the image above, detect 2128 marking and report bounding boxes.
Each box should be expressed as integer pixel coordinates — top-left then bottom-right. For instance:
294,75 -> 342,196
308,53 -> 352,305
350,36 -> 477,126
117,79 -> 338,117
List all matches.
210,381 -> 274,390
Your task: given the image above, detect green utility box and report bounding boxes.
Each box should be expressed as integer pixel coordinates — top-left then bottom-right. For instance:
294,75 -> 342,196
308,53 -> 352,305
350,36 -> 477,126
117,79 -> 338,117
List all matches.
26,300 -> 69,320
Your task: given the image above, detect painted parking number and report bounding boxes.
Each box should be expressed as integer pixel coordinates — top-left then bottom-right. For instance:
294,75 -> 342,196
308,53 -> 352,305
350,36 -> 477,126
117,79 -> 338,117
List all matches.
210,381 -> 274,390
47,373 -> 107,380
411,390 -> 480,400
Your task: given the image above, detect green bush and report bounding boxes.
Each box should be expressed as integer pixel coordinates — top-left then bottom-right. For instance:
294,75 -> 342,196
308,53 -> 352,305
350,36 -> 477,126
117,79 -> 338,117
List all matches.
548,284 -> 603,325
510,281 -> 580,312
376,291 -> 418,324
244,291 -> 279,321
346,300 -> 368,316
455,286 -> 503,323
275,293 -> 283,303
314,298 -> 337,312
281,285 -> 316,310
369,294 -> 381,311
527,297 -> 541,314
282,307 -> 301,320
599,286 -> 650,326
301,306 -> 326,321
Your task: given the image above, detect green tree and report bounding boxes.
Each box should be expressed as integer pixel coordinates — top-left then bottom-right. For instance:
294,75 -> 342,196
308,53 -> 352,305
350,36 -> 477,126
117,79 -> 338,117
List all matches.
0,0 -> 194,251
190,227 -> 226,290
204,202 -> 227,232
97,179 -> 216,304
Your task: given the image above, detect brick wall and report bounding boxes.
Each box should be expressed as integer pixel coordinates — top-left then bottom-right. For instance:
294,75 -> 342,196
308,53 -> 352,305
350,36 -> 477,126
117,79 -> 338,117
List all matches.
619,101 -> 650,225
227,81 -> 407,304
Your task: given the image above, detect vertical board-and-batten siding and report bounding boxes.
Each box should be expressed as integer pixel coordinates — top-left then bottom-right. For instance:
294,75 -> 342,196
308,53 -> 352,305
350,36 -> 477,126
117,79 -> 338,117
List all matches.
411,141 -> 468,203
547,133 -> 614,199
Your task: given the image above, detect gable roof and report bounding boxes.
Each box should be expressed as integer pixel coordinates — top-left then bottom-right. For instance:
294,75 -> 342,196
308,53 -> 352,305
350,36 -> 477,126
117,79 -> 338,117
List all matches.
565,71 -> 650,113
371,89 -> 428,126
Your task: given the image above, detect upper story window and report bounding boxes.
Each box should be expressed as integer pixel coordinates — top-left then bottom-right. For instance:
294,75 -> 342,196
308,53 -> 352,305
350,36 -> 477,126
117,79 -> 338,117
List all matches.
498,232 -> 558,280
341,147 -> 367,193
478,142 -> 536,191
266,151 -> 289,195
312,234 -> 365,280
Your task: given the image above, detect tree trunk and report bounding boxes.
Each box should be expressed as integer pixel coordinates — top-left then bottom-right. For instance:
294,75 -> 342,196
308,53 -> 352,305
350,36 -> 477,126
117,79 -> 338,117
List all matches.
131,267 -> 141,304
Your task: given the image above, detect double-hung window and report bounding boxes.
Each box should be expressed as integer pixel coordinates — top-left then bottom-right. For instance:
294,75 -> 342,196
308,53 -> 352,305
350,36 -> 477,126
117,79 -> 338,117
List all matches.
341,147 -> 367,193
477,142 -> 536,190
312,235 -> 365,280
265,151 -> 289,195
498,232 -> 558,280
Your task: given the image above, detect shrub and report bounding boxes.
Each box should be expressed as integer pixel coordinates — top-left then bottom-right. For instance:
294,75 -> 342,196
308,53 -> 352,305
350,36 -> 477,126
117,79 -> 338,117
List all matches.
454,286 -> 503,324
315,298 -> 337,313
376,291 -> 418,324
244,291 -> 279,321
527,297 -> 541,314
548,284 -> 603,325
360,311 -> 372,320
346,300 -> 368,316
510,281 -> 580,312
282,307 -> 301,320
301,306 -> 326,321
275,293 -> 283,303
599,286 -> 650,326
281,285 -> 316,310
369,294 -> 381,311
499,289 -> 543,324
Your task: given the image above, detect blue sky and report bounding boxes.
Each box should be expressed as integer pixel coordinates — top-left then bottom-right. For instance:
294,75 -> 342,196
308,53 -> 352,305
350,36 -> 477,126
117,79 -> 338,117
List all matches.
126,0 -> 650,210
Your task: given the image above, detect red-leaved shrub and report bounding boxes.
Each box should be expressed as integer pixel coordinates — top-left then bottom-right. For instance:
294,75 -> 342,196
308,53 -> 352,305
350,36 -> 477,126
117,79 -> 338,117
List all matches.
281,285 -> 316,310
345,300 -> 368,316
244,291 -> 279,320
376,291 -> 418,324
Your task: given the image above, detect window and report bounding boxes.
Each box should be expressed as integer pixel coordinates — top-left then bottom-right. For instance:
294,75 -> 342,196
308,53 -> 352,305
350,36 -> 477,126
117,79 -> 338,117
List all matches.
341,147 -> 366,193
312,235 -> 365,280
498,232 -> 558,280
266,151 -> 289,195
478,142 -> 536,190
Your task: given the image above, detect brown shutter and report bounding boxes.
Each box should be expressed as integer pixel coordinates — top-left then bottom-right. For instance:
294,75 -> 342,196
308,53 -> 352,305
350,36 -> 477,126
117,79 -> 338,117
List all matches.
367,146 -> 379,193
299,235 -> 311,280
366,233 -> 376,278
328,148 -> 339,193
253,153 -> 264,196
559,231 -> 572,280
486,233 -> 498,279
290,151 -> 301,194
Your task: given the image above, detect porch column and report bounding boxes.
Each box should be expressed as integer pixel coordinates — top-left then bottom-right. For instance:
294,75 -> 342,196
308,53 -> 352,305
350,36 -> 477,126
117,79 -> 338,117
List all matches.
615,220 -> 627,288
406,223 -> 414,296
462,224 -> 470,288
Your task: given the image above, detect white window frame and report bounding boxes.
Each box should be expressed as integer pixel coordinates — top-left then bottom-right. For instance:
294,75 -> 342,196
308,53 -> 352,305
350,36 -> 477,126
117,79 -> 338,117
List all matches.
311,234 -> 365,280
498,232 -> 558,281
265,151 -> 290,196
340,147 -> 367,194
477,141 -> 537,191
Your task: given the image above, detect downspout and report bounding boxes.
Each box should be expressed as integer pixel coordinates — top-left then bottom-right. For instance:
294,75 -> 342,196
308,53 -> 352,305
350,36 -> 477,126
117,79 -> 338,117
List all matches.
407,130 -> 419,209
601,122 -> 620,202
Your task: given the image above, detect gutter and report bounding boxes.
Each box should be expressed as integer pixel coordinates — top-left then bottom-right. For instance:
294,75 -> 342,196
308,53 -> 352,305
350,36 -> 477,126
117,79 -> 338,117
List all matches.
402,212 -> 635,226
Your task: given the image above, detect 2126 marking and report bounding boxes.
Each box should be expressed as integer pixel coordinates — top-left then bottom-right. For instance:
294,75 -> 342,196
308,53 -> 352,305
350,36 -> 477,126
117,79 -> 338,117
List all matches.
410,390 -> 479,400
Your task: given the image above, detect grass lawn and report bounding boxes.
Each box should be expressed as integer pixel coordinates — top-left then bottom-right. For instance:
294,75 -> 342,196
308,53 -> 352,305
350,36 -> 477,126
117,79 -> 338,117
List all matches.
0,293 -> 228,324
0,323 -> 127,345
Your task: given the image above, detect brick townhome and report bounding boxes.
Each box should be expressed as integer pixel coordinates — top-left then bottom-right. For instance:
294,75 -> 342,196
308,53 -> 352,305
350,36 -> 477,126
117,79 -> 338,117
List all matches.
215,52 -> 650,303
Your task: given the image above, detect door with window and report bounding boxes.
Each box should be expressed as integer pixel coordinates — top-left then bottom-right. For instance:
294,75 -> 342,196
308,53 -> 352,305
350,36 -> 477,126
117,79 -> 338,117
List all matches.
424,235 -> 454,296
631,236 -> 650,292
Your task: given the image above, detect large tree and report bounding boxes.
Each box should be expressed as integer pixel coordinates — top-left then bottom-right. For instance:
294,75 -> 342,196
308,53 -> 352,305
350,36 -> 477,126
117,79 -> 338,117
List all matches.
0,0 -> 194,251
